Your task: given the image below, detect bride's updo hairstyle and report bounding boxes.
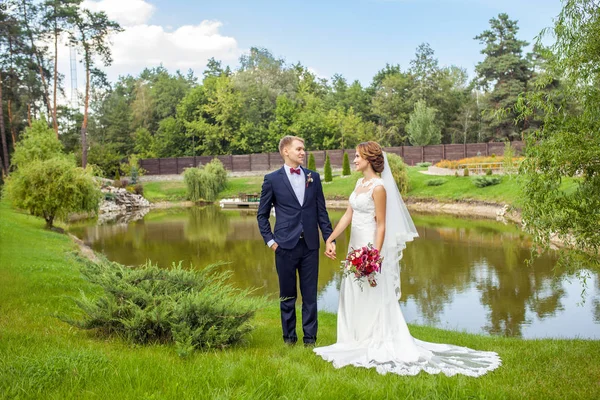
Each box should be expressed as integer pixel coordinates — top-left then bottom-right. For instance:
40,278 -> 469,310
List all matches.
357,141 -> 384,173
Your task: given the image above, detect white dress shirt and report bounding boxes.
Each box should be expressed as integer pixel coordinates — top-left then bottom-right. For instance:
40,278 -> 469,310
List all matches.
285,164 -> 306,206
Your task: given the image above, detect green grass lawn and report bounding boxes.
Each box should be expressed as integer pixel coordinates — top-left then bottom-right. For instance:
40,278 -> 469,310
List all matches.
142,181 -> 188,202
1,200 -> 599,399
143,168 -> 530,205
406,168 -> 523,205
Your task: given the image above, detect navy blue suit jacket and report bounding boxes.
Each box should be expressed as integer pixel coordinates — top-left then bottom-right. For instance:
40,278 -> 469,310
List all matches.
257,166 -> 333,250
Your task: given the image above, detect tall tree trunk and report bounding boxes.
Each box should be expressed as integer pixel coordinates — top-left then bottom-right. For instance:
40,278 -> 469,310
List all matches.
22,0 -> 55,127
8,99 -> 17,145
52,5 -> 59,137
0,72 -> 10,174
7,29 -> 17,147
463,111 -> 470,145
27,103 -> 32,127
81,61 -> 90,168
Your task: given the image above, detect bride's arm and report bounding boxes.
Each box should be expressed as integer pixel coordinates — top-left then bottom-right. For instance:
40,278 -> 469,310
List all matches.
325,205 -> 353,244
373,185 -> 387,252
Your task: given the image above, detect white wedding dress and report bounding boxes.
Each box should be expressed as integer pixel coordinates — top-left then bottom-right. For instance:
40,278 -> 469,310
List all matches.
314,177 -> 501,377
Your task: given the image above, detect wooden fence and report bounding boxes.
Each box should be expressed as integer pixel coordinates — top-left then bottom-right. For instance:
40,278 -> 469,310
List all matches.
139,141 -> 524,175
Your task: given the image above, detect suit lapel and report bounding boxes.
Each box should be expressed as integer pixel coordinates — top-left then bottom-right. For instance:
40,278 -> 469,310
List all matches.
301,166 -> 310,206
280,167 -> 301,207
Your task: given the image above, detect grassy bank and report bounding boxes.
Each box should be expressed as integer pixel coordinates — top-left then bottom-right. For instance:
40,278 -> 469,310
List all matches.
1,200 -> 599,399
143,167 -> 531,205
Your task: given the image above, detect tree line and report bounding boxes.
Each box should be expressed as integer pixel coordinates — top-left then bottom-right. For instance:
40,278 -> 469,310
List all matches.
1,2 -> 563,177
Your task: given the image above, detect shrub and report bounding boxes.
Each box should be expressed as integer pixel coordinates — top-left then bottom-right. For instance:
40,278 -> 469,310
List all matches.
324,153 -> 332,182
133,183 -> 144,196
10,119 -> 63,169
342,152 -> 351,176
112,179 -> 123,188
184,167 -> 206,202
104,192 -> 116,201
503,140 -> 515,176
85,143 -> 123,178
435,155 -> 524,169
61,261 -> 265,357
183,159 -> 227,202
463,167 -> 470,177
307,153 -> 316,171
386,153 -> 410,195
426,178 -> 446,186
486,168 -> 493,176
473,176 -> 502,188
204,158 -> 228,193
121,155 -> 145,185
126,185 -> 136,194
416,162 -> 432,168
5,157 -> 101,228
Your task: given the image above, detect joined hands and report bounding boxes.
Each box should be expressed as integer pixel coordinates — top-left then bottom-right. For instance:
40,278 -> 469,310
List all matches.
325,241 -> 336,260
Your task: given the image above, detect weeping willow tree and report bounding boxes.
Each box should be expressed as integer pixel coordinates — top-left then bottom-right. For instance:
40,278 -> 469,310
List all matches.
517,0 -> 600,271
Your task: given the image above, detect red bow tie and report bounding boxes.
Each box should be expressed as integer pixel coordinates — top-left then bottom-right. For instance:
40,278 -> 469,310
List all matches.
290,167 -> 301,175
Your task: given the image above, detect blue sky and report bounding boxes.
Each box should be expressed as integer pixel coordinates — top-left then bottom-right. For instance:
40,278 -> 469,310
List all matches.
73,1 -> 564,86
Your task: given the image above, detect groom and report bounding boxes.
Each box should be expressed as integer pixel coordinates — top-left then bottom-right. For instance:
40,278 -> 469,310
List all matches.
257,136 -> 336,346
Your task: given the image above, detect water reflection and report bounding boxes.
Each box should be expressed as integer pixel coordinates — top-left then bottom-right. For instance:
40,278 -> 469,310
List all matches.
69,206 -> 600,339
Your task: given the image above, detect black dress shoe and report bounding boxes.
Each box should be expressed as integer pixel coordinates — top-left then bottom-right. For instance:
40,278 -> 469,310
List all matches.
284,339 -> 297,346
303,341 -> 316,348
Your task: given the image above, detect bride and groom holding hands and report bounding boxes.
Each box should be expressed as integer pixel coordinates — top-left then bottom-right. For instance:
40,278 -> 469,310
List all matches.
257,135 -> 501,377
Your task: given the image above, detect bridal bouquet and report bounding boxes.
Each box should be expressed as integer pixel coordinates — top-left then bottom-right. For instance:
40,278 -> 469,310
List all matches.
341,244 -> 383,288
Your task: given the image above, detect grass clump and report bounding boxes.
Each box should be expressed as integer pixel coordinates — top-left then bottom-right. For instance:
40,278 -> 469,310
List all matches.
426,178 -> 446,187
473,176 -> 503,188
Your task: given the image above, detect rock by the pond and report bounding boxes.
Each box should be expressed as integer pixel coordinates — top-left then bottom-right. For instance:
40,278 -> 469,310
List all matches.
100,186 -> 150,214
97,186 -> 151,225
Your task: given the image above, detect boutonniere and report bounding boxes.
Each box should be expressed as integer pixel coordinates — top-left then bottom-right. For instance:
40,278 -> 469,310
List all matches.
306,172 -> 313,188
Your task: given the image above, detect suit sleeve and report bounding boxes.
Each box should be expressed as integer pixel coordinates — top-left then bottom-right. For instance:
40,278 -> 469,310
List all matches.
315,173 -> 334,242
257,175 -> 275,245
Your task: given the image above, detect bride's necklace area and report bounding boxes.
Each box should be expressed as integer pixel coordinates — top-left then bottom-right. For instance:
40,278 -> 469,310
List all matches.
358,177 -> 378,188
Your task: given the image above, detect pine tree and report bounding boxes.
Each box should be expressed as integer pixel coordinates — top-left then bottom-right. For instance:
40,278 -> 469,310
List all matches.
406,100 -> 441,146
324,153 -> 332,182
342,152 -> 351,176
70,9 -> 122,167
475,13 -> 532,141
307,153 -> 316,170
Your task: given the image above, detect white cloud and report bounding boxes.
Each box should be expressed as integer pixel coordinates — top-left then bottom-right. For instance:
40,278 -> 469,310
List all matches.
108,20 -> 239,72
81,0 -> 155,27
55,0 -> 241,105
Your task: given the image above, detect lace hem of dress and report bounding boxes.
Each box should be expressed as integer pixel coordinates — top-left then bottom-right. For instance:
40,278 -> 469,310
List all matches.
314,348 -> 502,377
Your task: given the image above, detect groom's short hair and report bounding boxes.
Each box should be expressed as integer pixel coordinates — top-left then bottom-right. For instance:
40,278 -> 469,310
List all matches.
279,136 -> 305,154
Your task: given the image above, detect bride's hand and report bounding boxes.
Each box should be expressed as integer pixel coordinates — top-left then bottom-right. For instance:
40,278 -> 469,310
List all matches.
324,241 -> 337,260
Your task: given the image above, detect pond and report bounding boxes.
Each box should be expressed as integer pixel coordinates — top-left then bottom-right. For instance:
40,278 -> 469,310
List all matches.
69,206 -> 600,340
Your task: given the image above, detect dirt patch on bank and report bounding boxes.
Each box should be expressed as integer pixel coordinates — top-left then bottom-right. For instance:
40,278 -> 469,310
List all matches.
69,234 -> 100,263
151,200 -> 195,209
326,198 -> 521,223
146,197 -> 520,223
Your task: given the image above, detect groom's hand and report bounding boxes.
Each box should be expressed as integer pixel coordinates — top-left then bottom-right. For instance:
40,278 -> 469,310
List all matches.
325,242 -> 336,260
270,243 -> 279,252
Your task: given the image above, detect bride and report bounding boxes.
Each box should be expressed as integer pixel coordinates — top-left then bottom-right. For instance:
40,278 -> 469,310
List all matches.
313,141 -> 501,377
